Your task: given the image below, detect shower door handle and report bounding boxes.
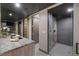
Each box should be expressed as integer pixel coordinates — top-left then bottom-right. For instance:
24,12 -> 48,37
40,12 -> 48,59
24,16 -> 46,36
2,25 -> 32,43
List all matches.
53,30 -> 55,32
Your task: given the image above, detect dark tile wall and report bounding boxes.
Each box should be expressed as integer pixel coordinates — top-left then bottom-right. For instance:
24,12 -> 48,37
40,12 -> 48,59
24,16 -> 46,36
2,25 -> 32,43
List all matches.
23,18 -> 29,38
57,17 -> 73,46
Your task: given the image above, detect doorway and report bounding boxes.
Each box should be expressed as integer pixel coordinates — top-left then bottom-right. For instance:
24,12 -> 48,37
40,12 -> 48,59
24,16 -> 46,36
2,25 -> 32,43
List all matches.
48,3 -> 73,56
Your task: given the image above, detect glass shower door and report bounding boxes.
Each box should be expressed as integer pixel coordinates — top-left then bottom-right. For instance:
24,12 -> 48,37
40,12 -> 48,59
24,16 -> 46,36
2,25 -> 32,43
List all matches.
48,12 -> 57,54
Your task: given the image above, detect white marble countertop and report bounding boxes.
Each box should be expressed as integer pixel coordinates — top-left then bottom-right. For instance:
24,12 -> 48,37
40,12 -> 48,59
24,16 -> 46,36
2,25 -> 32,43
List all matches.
0,36 -> 35,55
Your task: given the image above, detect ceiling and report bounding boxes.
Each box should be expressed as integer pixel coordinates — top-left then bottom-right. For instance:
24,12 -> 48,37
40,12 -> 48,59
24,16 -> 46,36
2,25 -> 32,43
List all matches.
1,3 -> 54,22
48,3 -> 73,19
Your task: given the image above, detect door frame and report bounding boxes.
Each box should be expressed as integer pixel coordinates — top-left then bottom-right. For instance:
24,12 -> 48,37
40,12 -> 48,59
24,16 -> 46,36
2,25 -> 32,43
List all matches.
47,3 -> 74,54
47,4 -> 64,53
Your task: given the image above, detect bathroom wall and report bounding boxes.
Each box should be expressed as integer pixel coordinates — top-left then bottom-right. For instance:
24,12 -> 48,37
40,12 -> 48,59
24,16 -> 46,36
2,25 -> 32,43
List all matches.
74,4 -> 79,55
0,4 -> 1,36
32,14 -> 39,42
57,17 -> 73,46
39,9 -> 48,52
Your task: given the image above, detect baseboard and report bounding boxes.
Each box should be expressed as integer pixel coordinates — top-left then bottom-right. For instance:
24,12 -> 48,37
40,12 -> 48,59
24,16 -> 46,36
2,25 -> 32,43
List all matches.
39,48 -> 49,54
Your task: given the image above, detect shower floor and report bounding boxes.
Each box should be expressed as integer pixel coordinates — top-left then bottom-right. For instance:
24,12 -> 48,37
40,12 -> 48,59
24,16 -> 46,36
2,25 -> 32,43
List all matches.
49,43 -> 73,56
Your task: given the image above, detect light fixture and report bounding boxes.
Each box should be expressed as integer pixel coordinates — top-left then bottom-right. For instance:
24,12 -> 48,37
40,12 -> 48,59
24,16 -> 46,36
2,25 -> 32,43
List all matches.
9,13 -> 12,16
15,3 -> 20,8
67,8 -> 73,12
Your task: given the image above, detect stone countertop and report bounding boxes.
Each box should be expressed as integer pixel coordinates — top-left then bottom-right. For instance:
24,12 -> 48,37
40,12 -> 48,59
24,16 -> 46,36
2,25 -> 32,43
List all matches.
0,36 -> 35,55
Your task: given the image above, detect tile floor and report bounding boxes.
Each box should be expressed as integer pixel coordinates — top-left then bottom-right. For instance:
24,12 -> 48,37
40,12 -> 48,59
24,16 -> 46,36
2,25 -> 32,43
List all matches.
35,43 -> 72,56
49,43 -> 72,56
35,43 -> 49,56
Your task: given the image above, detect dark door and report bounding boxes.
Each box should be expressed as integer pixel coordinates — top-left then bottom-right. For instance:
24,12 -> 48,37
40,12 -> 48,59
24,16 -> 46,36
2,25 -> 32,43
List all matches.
48,13 -> 57,52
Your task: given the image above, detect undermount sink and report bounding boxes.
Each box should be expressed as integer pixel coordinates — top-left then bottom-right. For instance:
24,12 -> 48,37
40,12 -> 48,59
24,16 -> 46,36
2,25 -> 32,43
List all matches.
10,38 -> 19,42
10,34 -> 20,42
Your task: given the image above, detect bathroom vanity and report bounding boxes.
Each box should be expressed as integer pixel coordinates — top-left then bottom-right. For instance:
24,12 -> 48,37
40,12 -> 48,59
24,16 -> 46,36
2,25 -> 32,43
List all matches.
0,36 -> 35,56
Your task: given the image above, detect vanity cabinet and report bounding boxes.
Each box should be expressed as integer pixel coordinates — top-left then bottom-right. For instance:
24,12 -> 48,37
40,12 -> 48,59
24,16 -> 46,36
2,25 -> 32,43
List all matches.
1,43 -> 35,56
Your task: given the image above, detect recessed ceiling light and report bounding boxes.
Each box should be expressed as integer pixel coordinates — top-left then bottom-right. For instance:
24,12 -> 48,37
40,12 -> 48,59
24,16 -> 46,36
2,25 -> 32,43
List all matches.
9,13 -> 12,16
67,8 -> 73,12
15,3 -> 20,8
